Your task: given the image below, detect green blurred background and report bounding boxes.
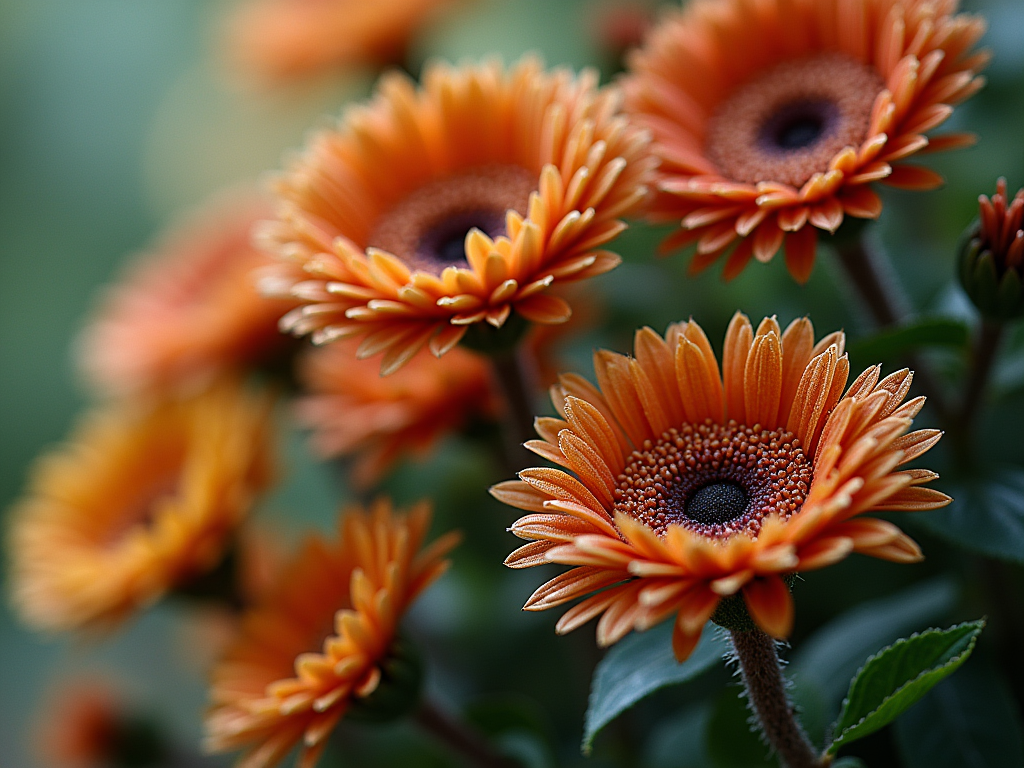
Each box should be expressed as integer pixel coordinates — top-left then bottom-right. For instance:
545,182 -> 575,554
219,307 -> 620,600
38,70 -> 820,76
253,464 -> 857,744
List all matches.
2,0 -> 1023,766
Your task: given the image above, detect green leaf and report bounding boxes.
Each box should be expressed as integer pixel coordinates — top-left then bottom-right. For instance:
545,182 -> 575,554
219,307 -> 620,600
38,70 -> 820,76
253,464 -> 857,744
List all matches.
645,705 -> 712,768
913,467 -> 1024,564
790,578 -> 957,720
582,621 -> 727,754
848,317 -> 969,361
827,620 -> 985,754
831,759 -> 868,768
894,663 -> 1024,768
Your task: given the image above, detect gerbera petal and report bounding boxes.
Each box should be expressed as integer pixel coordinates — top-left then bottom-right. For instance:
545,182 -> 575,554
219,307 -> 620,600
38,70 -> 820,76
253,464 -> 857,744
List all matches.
524,567 -> 629,610
874,486 -> 951,511
743,331 -> 783,428
855,531 -> 923,563
676,337 -> 726,424
555,585 -> 632,635
884,164 -> 945,190
742,577 -> 794,639
723,311 -> 754,422
505,540 -> 559,569
783,226 -> 818,284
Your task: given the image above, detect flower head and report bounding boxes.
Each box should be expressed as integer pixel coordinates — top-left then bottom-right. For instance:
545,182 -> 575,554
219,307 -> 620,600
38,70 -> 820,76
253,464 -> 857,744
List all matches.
78,192 -> 299,397
226,0 -> 462,81
493,313 -> 949,659
205,499 -> 458,768
261,57 -> 655,373
35,680 -> 166,768
296,342 -> 497,487
960,178 -> 1024,321
8,380 -> 275,631
624,0 -> 987,282
36,682 -> 121,768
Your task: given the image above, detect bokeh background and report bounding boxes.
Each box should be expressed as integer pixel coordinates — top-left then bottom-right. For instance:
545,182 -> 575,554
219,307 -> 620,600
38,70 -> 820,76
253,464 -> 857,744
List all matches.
2,0 -> 1023,766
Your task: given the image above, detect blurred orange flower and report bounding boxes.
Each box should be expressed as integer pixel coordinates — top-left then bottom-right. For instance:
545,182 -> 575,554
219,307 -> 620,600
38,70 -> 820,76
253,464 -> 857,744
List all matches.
78,192 -> 299,397
36,681 -> 120,768
494,313 -> 948,659
624,0 -> 987,282
260,57 -> 655,373
296,342 -> 497,487
205,499 -> 458,768
8,380 -> 275,631
226,0 -> 463,81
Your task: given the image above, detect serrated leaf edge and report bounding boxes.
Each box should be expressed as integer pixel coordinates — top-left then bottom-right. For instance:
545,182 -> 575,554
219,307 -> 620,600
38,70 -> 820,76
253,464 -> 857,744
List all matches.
827,619 -> 985,754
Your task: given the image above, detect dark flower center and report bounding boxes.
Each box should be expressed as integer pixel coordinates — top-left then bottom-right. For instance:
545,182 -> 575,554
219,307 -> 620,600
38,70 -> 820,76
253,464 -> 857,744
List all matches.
416,210 -> 507,270
705,54 -> 883,188
367,165 -> 536,274
760,98 -> 837,152
613,421 -> 813,538
685,481 -> 749,526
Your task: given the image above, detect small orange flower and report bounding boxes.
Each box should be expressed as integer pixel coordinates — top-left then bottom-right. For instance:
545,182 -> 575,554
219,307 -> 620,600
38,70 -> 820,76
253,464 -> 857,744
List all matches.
624,0 -> 987,282
260,57 -> 655,373
296,342 -> 498,487
226,0 -> 463,81
205,499 -> 458,768
7,381 -> 275,631
36,681 -> 121,768
493,313 -> 949,659
78,192 -> 299,397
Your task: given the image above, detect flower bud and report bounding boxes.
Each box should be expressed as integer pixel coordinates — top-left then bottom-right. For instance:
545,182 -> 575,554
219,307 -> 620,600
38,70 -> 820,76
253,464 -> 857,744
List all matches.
959,179 -> 1024,322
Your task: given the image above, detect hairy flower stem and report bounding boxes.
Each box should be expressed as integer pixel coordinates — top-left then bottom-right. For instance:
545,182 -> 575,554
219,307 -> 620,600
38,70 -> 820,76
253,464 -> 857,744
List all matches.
729,629 -> 824,768
415,698 -> 519,768
834,234 -> 953,424
489,347 -> 540,474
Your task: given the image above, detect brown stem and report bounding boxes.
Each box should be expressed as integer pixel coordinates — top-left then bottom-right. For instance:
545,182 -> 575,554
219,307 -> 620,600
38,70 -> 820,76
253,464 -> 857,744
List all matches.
957,320 -> 1004,439
834,235 -> 906,327
833,234 -> 953,424
730,629 -> 824,768
414,698 -> 519,768
489,348 -> 540,474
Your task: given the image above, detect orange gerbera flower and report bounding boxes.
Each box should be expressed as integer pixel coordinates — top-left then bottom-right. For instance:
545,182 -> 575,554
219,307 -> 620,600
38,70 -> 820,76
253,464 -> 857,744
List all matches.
226,0 -> 463,81
36,681 -> 122,768
7,381 -> 275,631
205,499 -> 458,768
493,313 -> 949,659
623,0 -> 987,282
296,342 -> 497,487
260,57 -> 655,373
78,192 -> 299,397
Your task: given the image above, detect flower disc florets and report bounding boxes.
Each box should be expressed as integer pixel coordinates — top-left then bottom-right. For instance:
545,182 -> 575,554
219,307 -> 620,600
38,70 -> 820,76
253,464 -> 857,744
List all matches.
614,422 -> 812,538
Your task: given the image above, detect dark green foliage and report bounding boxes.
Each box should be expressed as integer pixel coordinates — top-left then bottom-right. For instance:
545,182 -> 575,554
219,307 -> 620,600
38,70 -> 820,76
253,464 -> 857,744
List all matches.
582,621 -> 727,753
914,467 -> 1024,564
894,663 -> 1024,768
